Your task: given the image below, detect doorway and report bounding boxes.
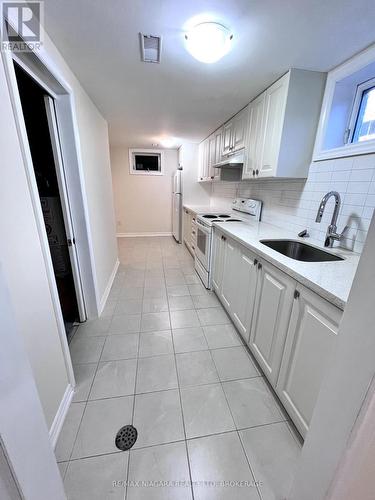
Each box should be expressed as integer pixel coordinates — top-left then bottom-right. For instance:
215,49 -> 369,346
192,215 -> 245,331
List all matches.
14,63 -> 85,339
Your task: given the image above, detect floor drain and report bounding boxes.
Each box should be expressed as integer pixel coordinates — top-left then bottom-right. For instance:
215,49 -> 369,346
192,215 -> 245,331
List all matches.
115,425 -> 138,451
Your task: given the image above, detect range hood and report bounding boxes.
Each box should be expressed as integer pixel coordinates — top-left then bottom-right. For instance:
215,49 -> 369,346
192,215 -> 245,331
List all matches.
213,150 -> 244,169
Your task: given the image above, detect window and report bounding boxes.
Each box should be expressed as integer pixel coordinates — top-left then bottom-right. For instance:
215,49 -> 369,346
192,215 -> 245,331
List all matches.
352,83 -> 375,143
129,149 -> 164,175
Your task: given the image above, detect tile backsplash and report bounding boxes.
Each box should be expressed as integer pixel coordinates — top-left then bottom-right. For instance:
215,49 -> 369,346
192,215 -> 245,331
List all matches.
211,153 -> 375,253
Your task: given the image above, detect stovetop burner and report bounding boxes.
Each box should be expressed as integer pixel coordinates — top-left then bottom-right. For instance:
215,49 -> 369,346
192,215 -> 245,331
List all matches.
202,214 -> 218,219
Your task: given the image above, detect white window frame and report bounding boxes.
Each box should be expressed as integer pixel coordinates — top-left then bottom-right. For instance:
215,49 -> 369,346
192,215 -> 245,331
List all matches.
313,43 -> 375,161
128,148 -> 165,175
347,76 -> 375,144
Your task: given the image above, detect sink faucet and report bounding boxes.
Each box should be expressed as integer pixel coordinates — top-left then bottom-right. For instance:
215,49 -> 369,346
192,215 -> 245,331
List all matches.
315,191 -> 348,248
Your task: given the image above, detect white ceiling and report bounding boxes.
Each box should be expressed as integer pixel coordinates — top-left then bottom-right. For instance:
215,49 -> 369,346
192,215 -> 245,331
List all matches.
43,0 -> 375,148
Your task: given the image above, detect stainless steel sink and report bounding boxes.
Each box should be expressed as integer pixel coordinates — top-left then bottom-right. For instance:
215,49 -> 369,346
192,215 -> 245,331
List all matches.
259,239 -> 344,262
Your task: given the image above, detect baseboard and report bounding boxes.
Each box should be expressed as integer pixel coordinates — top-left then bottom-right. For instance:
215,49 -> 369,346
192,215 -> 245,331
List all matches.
98,258 -> 120,315
117,232 -> 173,237
50,384 -> 74,448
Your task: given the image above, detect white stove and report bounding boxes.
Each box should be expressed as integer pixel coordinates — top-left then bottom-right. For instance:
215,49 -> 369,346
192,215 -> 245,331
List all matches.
195,198 -> 262,288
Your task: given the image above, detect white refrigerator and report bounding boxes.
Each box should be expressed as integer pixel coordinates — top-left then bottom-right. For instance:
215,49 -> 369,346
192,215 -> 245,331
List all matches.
172,169 -> 182,243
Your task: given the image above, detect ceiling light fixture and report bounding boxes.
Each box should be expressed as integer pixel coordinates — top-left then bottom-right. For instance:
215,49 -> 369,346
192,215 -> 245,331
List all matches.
185,22 -> 233,64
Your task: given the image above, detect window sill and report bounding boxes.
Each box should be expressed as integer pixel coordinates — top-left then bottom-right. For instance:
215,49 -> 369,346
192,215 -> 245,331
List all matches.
313,138 -> 375,162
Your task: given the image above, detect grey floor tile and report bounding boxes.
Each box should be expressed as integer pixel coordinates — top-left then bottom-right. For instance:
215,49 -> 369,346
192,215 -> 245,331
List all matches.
141,312 -> 171,332
55,402 -> 85,462
64,453 -> 128,500
119,287 -> 144,300
114,298 -> 142,315
203,324 -> 242,349
172,327 -> 209,353
89,359 -> 137,400
192,293 -> 220,309
133,390 -> 184,448
169,295 -> 194,311
181,384 -> 235,439
240,422 -> 301,500
187,432 -> 259,500
170,309 -> 200,329
197,307 -> 231,326
143,287 -> 167,299
223,378 -> 285,429
77,317 -> 111,337
71,396 -> 133,458
187,284 -> 209,296
142,297 -> 168,313
109,314 -> 141,334
136,354 -> 178,393
127,441 -> 192,500
100,334 -> 139,362
70,337 -> 105,364
100,299 -> 117,318
166,275 -> 187,286
167,285 -> 190,297
184,274 -> 200,285
72,363 -> 97,402
139,330 -> 174,357
211,347 -> 260,381
176,351 -> 219,387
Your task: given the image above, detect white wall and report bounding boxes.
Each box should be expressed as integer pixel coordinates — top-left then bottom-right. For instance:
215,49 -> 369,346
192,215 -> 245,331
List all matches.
0,29 -> 117,430
111,147 -> 178,235
41,33 -> 118,308
179,143 -> 211,206
211,153 -> 375,253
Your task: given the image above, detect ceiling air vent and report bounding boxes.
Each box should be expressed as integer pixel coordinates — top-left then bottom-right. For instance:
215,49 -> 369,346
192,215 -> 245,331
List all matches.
140,33 -> 162,63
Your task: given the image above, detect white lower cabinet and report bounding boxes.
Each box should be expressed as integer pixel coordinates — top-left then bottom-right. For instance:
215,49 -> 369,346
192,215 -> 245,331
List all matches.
248,260 -> 296,386
211,231 -> 341,437
276,285 -> 342,437
211,230 -> 225,292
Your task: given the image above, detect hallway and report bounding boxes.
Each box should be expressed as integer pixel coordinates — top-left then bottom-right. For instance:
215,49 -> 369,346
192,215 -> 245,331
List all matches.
55,236 -> 301,500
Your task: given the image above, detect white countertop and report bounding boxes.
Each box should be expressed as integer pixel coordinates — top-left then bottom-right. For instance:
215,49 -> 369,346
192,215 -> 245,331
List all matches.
183,204 -> 228,215
212,219 -> 359,310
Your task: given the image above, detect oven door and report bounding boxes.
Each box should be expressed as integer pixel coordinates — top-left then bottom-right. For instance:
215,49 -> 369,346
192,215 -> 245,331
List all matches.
195,220 -> 212,271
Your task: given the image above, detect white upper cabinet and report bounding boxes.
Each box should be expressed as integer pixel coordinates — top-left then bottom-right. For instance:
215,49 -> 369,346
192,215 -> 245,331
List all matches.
198,139 -> 209,182
221,106 -> 248,156
259,74 -> 289,177
243,93 -> 266,179
276,285 -> 342,437
199,128 -> 223,182
242,69 -> 326,180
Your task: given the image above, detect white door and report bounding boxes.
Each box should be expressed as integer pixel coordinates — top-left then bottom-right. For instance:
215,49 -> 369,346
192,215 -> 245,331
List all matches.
249,259 -> 296,386
243,93 -> 266,179
259,73 -> 289,178
44,96 -> 86,321
232,246 -> 258,342
220,236 -> 238,311
0,267 -> 66,499
232,107 -> 248,152
276,285 -> 342,437
211,229 -> 225,292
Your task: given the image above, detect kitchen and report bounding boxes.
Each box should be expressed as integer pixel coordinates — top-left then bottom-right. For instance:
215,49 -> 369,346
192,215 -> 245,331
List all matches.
1,2 -> 375,500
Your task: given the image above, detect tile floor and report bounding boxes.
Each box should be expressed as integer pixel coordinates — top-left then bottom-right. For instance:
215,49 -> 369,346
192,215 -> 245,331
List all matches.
56,236 -> 302,500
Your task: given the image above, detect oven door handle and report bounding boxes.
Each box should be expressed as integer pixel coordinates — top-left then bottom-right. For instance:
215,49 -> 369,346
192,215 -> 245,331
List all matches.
196,219 -> 211,234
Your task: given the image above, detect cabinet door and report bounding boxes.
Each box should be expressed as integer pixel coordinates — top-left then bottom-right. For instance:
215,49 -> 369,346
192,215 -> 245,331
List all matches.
243,94 -> 265,179
220,237 -> 238,311
211,230 -> 225,292
276,286 -> 342,437
259,74 -> 289,178
198,140 -> 209,181
208,134 -> 216,180
232,107 -> 248,152
222,121 -> 233,156
249,260 -> 296,386
231,246 -> 258,342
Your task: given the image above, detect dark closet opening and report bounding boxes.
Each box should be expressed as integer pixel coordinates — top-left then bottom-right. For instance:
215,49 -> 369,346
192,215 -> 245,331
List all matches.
14,63 -> 80,337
